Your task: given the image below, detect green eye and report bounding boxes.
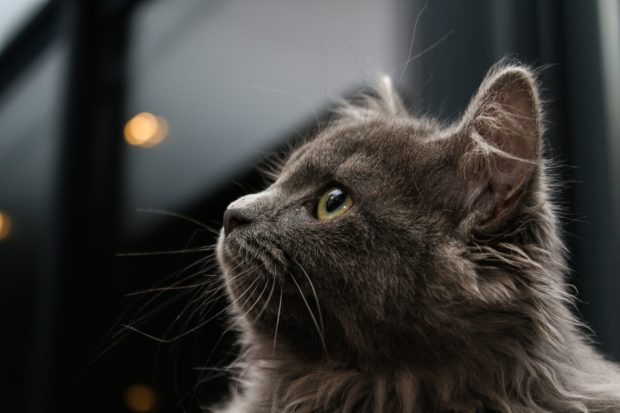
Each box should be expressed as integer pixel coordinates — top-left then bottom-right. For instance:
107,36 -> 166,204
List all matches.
317,187 -> 353,221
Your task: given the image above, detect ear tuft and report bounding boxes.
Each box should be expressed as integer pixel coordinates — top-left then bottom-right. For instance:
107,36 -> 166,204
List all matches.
336,75 -> 408,122
455,63 -> 542,230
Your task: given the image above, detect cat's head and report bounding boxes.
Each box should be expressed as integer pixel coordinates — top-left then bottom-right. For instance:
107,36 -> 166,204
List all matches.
217,63 -> 553,368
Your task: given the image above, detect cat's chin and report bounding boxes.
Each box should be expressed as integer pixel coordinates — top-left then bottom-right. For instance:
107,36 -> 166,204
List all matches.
217,230 -> 437,367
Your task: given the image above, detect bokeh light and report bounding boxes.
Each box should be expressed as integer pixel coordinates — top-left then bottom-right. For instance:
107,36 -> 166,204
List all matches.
124,112 -> 169,147
123,384 -> 157,412
0,210 -> 12,240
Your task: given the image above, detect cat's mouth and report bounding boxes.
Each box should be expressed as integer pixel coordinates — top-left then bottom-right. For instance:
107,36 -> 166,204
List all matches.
219,229 -> 288,279
217,229 -> 290,315
217,229 -> 325,328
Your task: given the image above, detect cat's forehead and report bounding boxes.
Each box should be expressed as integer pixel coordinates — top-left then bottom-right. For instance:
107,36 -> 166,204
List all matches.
279,121 -> 441,186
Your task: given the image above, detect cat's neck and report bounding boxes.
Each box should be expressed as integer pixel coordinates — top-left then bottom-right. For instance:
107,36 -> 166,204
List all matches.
227,338 -> 434,412
220,324 -> 620,413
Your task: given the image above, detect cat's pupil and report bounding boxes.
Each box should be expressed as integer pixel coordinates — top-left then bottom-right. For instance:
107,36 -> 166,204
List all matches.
325,189 -> 347,212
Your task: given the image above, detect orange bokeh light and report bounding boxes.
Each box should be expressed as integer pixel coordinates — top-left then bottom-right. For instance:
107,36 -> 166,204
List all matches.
0,211 -> 11,240
124,384 -> 157,412
124,112 -> 169,147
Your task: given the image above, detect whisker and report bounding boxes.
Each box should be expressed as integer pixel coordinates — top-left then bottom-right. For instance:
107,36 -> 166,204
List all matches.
121,266 -> 257,344
117,263 -> 218,330
273,286 -> 283,354
125,281 -> 214,297
121,302 -> 227,344
397,0 -> 428,83
287,271 -> 328,355
121,324 -> 170,343
236,278 -> 271,323
184,269 -> 264,404
95,256 -> 221,364
165,282 -> 216,351
194,272 -> 275,392
116,246 -> 211,257
389,29 -> 454,81
135,207 -> 213,232
197,276 -> 275,393
293,259 -> 325,340
253,277 -> 277,322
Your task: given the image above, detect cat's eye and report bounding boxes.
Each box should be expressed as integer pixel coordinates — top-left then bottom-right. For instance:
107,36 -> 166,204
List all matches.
317,187 -> 353,221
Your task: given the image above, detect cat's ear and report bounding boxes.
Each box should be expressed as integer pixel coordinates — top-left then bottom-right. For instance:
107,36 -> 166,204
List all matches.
452,64 -> 542,231
336,76 -> 407,122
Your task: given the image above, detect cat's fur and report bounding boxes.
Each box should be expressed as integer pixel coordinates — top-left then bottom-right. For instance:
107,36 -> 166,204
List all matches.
214,62 -> 620,412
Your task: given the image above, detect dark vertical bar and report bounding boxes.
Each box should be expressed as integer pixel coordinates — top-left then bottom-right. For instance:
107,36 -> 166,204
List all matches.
563,0 -> 620,360
34,1 -> 132,412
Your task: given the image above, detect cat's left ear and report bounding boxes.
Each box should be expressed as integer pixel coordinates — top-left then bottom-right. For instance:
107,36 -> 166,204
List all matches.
337,76 -> 407,122
452,64 -> 542,230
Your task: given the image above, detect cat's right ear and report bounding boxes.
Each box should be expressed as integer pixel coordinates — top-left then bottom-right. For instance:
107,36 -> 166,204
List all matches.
449,64 -> 542,232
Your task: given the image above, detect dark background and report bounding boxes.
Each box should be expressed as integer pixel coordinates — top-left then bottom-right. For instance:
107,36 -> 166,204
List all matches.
0,1 -> 618,412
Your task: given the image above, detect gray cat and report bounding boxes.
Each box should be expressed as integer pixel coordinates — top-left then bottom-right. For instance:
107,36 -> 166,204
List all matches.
213,62 -> 620,412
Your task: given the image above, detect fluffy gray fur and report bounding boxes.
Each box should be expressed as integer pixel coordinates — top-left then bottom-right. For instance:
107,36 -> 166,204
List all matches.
213,62 -> 620,412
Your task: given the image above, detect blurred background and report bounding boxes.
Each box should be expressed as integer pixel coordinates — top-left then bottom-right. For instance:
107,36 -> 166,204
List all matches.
0,0 -> 618,412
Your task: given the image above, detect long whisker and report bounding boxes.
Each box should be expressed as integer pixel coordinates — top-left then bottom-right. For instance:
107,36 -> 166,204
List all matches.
101,255 -> 218,352
293,259 -> 325,339
273,286 -> 283,354
188,269 -> 267,403
237,277 -> 271,321
116,263 -> 217,331
125,281 -> 214,297
218,275 -> 274,337
89,285 -> 191,366
397,0 -> 428,83
193,275 -> 276,398
252,277 -> 277,322
164,277 -> 222,355
121,297 -> 226,344
193,272 -> 276,395
389,29 -> 454,81
122,267 -> 258,343
135,207 -> 213,232
287,271 -> 328,355
121,325 -> 171,343
116,246 -> 211,257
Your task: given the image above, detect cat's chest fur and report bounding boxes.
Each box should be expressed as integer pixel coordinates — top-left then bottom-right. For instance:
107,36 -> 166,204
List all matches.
216,356 -> 440,412
216,344 -> 620,412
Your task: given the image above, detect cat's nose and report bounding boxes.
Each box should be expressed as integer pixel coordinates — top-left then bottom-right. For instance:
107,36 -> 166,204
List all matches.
223,208 -> 252,236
